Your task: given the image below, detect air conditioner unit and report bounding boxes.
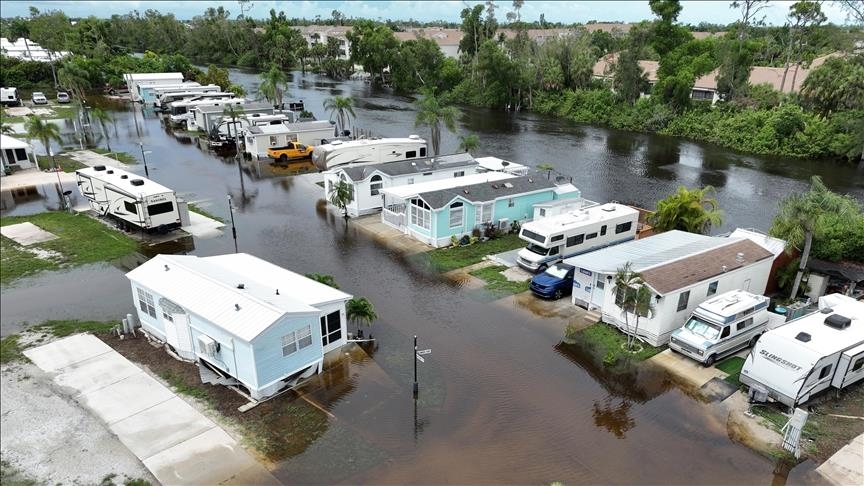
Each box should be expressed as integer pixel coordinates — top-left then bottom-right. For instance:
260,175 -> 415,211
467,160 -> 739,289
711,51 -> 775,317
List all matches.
197,335 -> 218,357
498,218 -> 510,231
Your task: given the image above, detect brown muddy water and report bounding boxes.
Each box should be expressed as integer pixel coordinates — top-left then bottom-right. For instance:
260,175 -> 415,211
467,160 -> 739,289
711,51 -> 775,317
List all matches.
2,69 -> 857,483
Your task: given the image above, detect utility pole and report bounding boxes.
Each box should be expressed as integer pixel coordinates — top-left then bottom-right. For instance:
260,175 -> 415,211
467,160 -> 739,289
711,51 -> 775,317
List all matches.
227,194 -> 238,253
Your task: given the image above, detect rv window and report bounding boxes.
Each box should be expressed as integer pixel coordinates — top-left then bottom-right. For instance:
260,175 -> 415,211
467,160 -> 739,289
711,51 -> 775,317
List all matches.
124,201 -> 137,214
522,229 -> 545,244
567,234 -> 584,247
600,225 -> 607,236
526,243 -> 550,256
162,311 -> 174,323
737,318 -> 753,331
586,232 -> 598,240
549,246 -> 560,256
454,171 -> 465,177
148,201 -> 175,216
551,234 -> 564,242
407,178 -> 414,184
707,281 -> 718,296
819,364 -> 833,379
406,151 -> 417,158
720,327 -> 730,339
852,358 -> 864,372
420,147 -> 427,157
677,291 -> 690,312
615,221 -> 633,234
423,172 -> 433,176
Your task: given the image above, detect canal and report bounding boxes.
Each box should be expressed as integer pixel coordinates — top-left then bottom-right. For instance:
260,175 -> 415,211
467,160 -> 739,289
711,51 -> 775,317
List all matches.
2,69 -> 862,483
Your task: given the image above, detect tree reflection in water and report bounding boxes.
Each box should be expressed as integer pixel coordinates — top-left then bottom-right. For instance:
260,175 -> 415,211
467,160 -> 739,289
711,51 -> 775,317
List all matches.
592,396 -> 636,439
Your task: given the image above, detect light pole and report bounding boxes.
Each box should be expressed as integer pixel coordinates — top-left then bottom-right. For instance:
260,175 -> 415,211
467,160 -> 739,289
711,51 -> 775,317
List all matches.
413,335 -> 419,398
49,147 -> 67,211
139,142 -> 151,178
227,194 -> 238,253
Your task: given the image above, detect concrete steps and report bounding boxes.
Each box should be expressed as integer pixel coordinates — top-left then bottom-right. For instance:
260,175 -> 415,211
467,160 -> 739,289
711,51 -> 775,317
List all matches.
583,309 -> 602,326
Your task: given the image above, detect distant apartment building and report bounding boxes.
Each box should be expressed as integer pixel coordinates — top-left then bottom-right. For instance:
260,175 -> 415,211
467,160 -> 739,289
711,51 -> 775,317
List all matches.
296,25 -> 352,60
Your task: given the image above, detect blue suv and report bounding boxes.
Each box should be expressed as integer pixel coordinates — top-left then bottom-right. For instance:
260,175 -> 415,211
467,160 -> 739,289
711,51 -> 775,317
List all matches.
529,263 -> 575,299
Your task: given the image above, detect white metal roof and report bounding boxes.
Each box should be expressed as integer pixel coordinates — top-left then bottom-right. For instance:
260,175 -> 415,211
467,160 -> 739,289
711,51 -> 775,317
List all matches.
124,72 -> 183,81
380,171 -> 515,199
319,136 -> 426,152
696,290 -> 769,320
728,228 -> 787,258
246,120 -> 333,135
523,202 -> 636,234
76,165 -> 175,197
563,230 -> 728,274
0,134 -> 31,150
126,254 -> 352,342
474,156 -> 528,173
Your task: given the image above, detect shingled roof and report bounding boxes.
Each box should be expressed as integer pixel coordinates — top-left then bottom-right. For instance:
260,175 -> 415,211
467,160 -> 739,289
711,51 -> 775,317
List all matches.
418,175 -> 556,210
640,239 -> 773,295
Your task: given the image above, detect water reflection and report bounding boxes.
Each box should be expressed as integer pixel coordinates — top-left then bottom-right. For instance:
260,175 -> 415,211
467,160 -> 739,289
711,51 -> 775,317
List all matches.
592,396 -> 636,439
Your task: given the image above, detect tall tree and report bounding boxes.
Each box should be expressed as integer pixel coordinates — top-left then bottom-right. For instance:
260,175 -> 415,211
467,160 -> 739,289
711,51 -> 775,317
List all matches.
613,49 -> 648,105
328,180 -> 354,219
323,96 -> 356,135
836,0 -> 864,23
346,297 -> 378,336
346,20 -> 398,84
648,0 -> 691,57
259,64 -> 288,109
459,134 -> 479,152
770,176 -> 858,300
717,0 -> 769,100
800,56 -> 864,116
414,87 -> 459,155
649,186 -> 723,234
780,1 -> 827,93
613,262 -> 649,350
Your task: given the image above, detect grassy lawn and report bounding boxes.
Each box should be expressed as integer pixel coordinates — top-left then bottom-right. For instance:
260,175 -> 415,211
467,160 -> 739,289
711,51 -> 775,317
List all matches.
0,211 -> 138,285
90,148 -> 138,165
0,334 -> 27,365
51,153 -> 89,172
187,203 -> 225,223
1,320 -> 118,365
574,323 -> 666,364
469,265 -> 529,299
423,233 -> 525,273
715,356 -> 745,387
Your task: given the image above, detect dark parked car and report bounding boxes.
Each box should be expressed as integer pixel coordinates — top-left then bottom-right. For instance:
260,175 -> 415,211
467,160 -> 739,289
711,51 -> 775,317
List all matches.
529,263 -> 575,299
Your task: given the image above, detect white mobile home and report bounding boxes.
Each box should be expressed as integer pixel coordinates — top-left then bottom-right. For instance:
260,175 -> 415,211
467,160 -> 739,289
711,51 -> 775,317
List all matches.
243,120 -> 335,159
516,202 -> 636,273
139,82 -> 201,106
1,134 -> 38,175
125,253 -> 353,400
75,165 -> 182,233
124,72 -> 184,102
565,231 -> 775,346
168,94 -> 240,121
741,294 -> 864,409
195,102 -> 274,134
155,87 -> 224,110
311,136 -> 428,170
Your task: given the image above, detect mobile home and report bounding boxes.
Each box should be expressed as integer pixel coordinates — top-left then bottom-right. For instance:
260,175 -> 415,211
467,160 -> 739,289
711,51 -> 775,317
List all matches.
75,165 -> 182,233
124,72 -> 184,102
167,94 -> 240,121
311,136 -> 428,170
243,121 -> 336,159
669,289 -> 771,365
741,294 -> 864,409
194,101 -> 273,134
139,82 -> 201,106
1,134 -> 38,175
155,87 -> 223,110
516,203 -> 637,272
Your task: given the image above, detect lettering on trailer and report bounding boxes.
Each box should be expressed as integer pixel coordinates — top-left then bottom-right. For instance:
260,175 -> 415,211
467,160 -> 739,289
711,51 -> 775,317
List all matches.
760,349 -> 803,371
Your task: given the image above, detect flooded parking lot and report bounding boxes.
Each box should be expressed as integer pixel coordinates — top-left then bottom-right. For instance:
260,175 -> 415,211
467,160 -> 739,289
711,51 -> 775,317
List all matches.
2,70 -> 854,483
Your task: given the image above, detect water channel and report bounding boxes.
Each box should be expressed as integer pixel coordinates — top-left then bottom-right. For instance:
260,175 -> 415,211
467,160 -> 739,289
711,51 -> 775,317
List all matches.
2,69 -> 862,483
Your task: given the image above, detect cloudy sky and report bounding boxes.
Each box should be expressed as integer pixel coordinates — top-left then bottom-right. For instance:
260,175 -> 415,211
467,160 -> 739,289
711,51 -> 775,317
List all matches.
2,1 -> 856,26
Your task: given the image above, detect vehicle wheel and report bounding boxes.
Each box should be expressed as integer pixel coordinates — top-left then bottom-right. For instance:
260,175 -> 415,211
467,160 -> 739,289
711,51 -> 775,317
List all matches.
553,289 -> 563,300
538,264 -> 548,273
704,354 -> 717,367
749,334 -> 761,348
279,154 -> 288,163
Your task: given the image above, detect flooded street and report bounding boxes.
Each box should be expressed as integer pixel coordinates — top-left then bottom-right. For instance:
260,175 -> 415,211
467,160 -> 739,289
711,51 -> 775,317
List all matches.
2,69 -> 859,483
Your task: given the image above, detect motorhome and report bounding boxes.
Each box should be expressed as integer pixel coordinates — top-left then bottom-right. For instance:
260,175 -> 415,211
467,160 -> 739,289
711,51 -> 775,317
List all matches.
1,87 -> 21,107
516,202 -> 638,273
75,165 -> 183,233
740,294 -> 864,409
311,136 -> 428,170
243,121 -> 336,159
669,290 -> 771,365
168,96 -> 243,124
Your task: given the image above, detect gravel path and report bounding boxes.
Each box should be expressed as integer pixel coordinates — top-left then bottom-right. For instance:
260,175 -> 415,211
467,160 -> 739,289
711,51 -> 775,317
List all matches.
1,361 -> 157,485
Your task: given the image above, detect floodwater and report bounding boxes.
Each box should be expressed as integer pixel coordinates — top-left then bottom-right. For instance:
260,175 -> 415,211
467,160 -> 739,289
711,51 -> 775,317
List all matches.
2,69 -> 859,483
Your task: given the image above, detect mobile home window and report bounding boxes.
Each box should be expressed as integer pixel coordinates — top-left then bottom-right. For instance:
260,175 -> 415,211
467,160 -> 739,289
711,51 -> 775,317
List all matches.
539,209 -> 546,218
737,318 -> 753,331
566,234 -> 584,247
818,364 -> 833,379
281,331 -> 298,356
297,325 -> 313,349
420,147 -> 427,157
320,310 -> 342,346
124,201 -> 137,214
148,201 -> 175,216
508,198 -> 515,208
269,135 -> 278,146
449,202 -> 464,228
406,150 -> 417,158
454,171 -> 465,177
677,291 -> 690,312
586,232 -> 598,240
136,288 -> 156,318
600,225 -> 607,236
370,175 -> 383,196
407,178 -> 414,184
615,221 -> 633,234
707,281 -> 718,296
410,198 -> 431,230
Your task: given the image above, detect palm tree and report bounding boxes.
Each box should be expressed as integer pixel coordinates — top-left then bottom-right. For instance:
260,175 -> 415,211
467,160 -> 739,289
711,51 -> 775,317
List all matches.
328,180 -> 354,219
305,273 -> 340,289
649,185 -> 723,234
323,96 -> 356,135
25,116 -> 62,162
458,134 -> 479,153
629,285 -> 655,351
613,262 -> 644,350
1,124 -> 13,135
346,297 -> 377,337
414,87 -> 459,155
259,64 -> 288,109
770,176 -> 856,300
537,163 -> 555,180
89,107 -> 113,152
223,104 -> 247,194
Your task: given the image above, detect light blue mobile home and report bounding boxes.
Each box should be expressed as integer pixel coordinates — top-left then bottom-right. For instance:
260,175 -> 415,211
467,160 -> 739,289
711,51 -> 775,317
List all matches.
126,253 -> 353,400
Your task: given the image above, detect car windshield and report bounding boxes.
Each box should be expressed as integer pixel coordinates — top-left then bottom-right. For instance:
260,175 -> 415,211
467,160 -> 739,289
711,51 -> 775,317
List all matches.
684,317 -> 722,340
545,265 -> 571,278
526,244 -> 549,256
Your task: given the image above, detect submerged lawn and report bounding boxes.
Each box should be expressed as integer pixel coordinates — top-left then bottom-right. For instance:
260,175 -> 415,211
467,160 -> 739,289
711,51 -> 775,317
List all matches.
421,234 -> 525,273
0,211 -> 138,285
574,323 -> 666,364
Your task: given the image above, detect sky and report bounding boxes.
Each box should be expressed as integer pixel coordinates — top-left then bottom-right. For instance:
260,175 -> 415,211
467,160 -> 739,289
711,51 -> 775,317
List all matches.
1,0 -> 857,26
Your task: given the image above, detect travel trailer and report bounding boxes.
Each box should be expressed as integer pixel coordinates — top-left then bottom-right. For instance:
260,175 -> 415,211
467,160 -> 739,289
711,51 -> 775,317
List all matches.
155,87 -> 223,110
168,96 -> 243,124
669,290 -> 771,365
740,294 -> 864,409
311,136 -> 428,170
1,87 -> 21,106
139,82 -> 202,106
75,165 -> 183,233
516,202 -> 638,272
243,121 -> 335,159
124,72 -> 184,102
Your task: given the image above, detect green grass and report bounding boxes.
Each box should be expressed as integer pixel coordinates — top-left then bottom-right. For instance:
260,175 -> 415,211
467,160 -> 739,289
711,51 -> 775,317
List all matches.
187,203 -> 225,223
0,459 -> 38,486
159,370 -> 212,402
575,323 -> 666,363
0,335 -> 27,365
716,356 -> 745,386
469,265 -> 529,299
423,233 -> 525,273
51,153 -> 89,172
0,211 -> 138,285
90,148 -> 138,165
31,320 -> 117,338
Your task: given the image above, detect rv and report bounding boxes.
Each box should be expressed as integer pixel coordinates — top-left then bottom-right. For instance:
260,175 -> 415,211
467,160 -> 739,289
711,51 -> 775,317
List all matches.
75,165 -> 183,233
243,121 -> 335,159
155,87 -> 223,110
311,136 -> 428,170
1,87 -> 21,107
516,202 -> 638,272
168,96 -> 243,124
740,294 -> 864,409
124,72 -> 184,102
140,82 -> 202,107
669,290 -> 771,365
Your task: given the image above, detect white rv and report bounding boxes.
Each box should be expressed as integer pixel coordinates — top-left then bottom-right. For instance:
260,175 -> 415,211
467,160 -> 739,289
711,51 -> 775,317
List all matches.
243,121 -> 335,159
75,165 -> 182,233
1,87 -> 21,107
740,294 -> 864,409
140,82 -> 203,107
669,290 -> 771,365
311,136 -> 428,170
168,96 -> 243,124
155,87 -> 223,110
516,203 -> 638,272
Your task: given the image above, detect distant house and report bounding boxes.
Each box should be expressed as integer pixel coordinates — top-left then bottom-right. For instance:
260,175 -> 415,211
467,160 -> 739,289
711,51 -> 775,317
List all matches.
0,37 -> 71,62
126,253 -> 353,400
381,173 -> 580,247
395,28 -> 463,59
123,72 -> 184,103
1,134 -> 39,175
565,230 -> 774,346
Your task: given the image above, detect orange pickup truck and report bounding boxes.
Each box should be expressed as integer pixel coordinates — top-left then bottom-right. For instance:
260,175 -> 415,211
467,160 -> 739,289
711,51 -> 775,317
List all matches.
267,142 -> 314,164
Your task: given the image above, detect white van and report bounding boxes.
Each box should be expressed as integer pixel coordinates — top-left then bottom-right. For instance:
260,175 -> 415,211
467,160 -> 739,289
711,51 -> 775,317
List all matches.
669,290 -> 771,365
1,87 -> 21,107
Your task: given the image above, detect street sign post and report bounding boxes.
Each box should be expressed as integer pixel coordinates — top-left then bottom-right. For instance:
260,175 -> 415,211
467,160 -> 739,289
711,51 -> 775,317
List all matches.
413,337 -> 431,398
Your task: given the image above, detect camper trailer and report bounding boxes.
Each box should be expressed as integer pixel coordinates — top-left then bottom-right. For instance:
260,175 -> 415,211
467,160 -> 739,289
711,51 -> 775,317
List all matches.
75,165 -> 182,233
740,294 -> 864,409
669,290 -> 771,365
516,203 -> 638,272
168,96 -> 243,125
311,136 -> 428,170
1,87 -> 21,107
155,87 -> 223,110
243,121 -> 335,159
139,82 -> 202,107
